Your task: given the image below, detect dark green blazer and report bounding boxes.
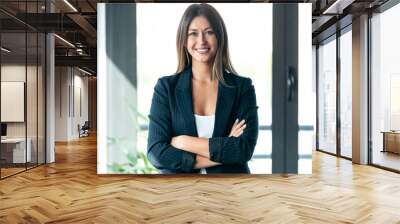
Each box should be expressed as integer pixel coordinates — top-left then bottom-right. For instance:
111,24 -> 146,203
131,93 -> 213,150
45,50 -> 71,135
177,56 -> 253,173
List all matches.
147,67 -> 259,174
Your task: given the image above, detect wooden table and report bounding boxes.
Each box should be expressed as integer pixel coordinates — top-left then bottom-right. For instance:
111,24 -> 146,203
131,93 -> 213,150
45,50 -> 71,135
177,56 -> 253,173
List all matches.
381,131 -> 400,154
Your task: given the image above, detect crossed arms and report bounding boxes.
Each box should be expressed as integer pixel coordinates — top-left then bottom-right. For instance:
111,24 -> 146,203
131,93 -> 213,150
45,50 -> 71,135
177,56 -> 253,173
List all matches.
147,78 -> 258,172
170,119 -> 247,169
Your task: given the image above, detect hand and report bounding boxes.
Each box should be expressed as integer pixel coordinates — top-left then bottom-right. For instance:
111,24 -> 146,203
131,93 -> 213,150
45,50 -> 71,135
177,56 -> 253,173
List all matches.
229,119 -> 246,137
194,155 -> 221,169
171,135 -> 186,149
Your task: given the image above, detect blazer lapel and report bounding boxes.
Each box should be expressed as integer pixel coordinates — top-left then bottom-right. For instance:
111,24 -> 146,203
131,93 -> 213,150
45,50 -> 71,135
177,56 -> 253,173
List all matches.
175,68 -> 237,138
175,67 -> 198,137
213,73 -> 237,137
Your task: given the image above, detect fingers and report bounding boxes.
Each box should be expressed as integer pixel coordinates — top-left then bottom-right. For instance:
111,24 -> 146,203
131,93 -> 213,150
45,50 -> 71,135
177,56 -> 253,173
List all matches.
233,118 -> 239,126
229,119 -> 246,137
237,119 -> 245,128
233,123 -> 246,137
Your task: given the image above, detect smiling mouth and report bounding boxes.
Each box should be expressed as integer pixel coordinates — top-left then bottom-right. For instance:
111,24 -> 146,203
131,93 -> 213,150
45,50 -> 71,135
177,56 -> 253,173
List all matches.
195,48 -> 210,54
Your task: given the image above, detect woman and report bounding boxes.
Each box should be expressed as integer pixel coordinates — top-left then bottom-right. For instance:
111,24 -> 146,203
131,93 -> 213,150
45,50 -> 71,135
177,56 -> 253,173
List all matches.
147,3 -> 258,174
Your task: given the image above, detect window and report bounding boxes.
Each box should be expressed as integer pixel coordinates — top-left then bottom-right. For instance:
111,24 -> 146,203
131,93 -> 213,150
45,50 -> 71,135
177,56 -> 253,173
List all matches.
99,3 -> 312,174
318,36 -> 337,155
137,3 -> 273,173
371,3 -> 400,171
339,28 -> 352,158
298,3 -> 313,174
0,1 -> 46,179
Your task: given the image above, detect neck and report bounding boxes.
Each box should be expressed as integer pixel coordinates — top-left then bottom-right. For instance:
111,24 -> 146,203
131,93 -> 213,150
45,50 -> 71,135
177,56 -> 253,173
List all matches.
191,62 -> 213,82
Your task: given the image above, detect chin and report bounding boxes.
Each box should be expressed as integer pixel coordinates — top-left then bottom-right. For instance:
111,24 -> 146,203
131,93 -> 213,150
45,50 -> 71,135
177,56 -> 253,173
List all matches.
193,57 -> 213,64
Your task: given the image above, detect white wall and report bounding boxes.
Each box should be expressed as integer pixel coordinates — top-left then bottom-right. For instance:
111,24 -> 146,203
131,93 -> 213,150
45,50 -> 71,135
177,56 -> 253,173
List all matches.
1,82 -> 25,122
55,66 -> 89,141
1,65 -> 38,138
71,72 -> 89,138
1,63 -> 46,163
55,66 -> 68,141
1,65 -> 26,134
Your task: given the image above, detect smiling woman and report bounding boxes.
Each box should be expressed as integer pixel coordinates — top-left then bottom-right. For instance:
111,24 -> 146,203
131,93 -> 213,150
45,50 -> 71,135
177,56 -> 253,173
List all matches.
186,16 -> 217,65
147,3 -> 259,174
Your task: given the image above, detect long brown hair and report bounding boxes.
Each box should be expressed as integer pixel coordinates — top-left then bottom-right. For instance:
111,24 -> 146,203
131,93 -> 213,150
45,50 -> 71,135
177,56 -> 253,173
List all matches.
176,3 -> 237,84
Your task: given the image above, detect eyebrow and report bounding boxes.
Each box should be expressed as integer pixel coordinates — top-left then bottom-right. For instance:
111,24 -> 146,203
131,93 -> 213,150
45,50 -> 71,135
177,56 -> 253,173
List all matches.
188,27 -> 213,32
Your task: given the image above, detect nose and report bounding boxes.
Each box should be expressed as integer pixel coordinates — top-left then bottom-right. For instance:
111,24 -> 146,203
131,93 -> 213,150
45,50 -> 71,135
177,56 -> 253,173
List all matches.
199,32 -> 207,43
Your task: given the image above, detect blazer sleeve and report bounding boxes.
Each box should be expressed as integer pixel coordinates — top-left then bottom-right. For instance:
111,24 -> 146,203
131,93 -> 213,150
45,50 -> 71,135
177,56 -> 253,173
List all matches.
208,78 -> 259,164
147,78 -> 196,172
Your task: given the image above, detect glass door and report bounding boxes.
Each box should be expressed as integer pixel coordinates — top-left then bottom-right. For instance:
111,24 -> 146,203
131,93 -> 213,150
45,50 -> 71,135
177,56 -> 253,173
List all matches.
317,36 -> 337,155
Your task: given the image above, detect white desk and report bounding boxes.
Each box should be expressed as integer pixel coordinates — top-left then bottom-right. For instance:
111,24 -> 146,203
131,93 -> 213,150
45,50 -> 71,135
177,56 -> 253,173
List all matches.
1,138 -> 31,163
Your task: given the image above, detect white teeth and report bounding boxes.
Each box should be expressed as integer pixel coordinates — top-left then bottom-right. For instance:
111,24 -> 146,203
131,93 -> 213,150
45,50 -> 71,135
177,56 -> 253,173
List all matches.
196,48 -> 209,53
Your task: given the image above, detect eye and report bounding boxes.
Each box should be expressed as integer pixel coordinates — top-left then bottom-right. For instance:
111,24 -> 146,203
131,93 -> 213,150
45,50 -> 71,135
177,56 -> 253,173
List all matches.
206,30 -> 214,35
188,32 -> 198,37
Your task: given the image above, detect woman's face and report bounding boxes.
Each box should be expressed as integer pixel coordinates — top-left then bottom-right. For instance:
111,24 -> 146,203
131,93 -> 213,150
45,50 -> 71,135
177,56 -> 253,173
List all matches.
186,16 -> 218,65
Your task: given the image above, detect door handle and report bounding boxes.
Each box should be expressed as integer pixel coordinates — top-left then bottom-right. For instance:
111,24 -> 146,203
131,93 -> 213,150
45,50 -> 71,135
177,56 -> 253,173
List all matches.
287,66 -> 297,102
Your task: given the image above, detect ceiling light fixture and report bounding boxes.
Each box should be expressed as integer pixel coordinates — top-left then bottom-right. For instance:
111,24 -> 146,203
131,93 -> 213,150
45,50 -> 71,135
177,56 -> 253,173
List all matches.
1,47 -> 11,53
78,67 -> 92,76
63,0 -> 78,12
322,0 -> 354,15
54,34 -> 75,48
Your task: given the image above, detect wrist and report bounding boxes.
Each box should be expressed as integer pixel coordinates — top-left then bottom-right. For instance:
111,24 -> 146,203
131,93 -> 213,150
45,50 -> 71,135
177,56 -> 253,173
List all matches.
180,135 -> 189,149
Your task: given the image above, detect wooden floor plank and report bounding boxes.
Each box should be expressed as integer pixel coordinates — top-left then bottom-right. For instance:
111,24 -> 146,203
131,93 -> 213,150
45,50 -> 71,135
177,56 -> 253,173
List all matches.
1,134 -> 400,223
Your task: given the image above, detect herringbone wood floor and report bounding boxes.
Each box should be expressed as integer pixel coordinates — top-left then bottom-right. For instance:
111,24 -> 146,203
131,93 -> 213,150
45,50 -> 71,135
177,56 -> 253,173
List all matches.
1,134 -> 400,223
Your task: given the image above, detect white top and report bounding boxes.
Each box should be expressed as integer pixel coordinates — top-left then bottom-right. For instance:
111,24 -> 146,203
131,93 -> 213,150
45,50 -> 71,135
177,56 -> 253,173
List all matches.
194,114 -> 215,174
